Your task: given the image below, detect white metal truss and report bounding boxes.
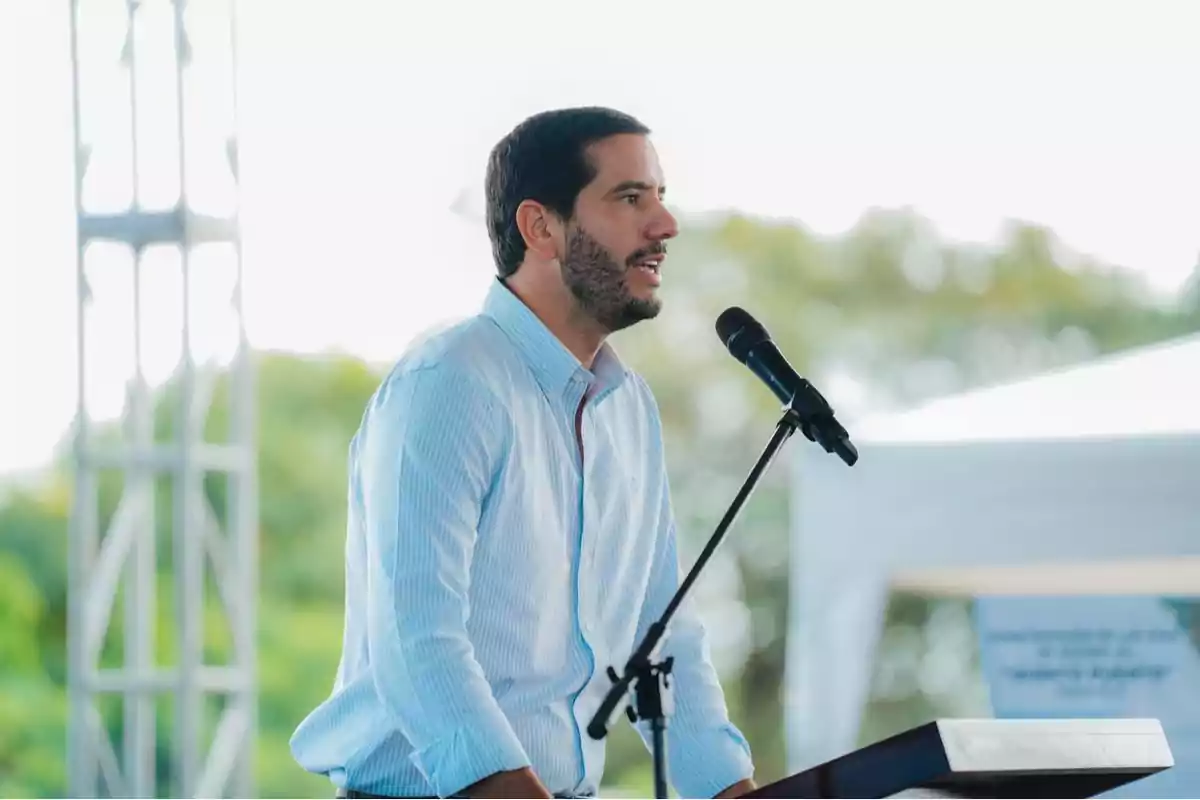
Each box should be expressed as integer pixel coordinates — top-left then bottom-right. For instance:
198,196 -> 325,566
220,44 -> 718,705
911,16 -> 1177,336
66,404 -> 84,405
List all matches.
66,0 -> 257,796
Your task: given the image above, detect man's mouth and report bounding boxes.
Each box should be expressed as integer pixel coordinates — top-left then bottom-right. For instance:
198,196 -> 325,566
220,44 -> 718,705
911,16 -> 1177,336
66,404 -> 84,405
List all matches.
629,252 -> 665,282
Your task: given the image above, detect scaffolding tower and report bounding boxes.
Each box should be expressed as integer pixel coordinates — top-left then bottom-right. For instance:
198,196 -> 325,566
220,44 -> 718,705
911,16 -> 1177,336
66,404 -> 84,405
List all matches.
66,0 -> 257,796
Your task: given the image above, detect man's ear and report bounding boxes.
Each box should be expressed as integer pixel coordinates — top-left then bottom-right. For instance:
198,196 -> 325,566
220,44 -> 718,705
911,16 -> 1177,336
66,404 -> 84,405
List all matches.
515,199 -> 562,262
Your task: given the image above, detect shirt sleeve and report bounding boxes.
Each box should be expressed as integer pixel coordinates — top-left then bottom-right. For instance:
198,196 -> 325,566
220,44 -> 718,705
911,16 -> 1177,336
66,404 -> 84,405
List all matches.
632,447 -> 755,797
357,365 -> 531,797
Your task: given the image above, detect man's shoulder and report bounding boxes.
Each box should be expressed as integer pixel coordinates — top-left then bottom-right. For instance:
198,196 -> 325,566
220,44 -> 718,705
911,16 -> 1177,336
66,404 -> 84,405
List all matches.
621,367 -> 653,396
610,367 -> 669,445
619,367 -> 661,412
395,313 -> 506,371
369,315 -> 517,413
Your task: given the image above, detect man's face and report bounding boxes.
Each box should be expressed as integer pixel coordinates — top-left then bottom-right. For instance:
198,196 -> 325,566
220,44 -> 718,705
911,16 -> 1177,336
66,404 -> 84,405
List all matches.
559,133 -> 678,333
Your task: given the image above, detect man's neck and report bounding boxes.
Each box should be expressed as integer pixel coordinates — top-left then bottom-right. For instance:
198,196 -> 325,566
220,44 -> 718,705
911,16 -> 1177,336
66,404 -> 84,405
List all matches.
502,276 -> 606,370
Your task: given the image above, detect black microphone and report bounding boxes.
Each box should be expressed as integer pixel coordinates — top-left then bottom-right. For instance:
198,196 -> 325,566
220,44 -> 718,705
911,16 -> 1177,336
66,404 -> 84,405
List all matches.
716,307 -> 858,466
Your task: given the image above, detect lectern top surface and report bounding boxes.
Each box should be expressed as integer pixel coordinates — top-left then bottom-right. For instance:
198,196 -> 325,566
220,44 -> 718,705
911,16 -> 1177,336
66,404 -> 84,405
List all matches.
746,718 -> 1172,799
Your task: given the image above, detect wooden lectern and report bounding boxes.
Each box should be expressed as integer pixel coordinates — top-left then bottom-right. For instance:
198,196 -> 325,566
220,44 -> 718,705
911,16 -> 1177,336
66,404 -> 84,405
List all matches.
746,718 -> 1173,798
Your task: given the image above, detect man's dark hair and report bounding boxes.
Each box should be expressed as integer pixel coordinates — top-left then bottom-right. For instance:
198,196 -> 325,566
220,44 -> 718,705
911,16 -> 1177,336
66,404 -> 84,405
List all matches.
485,106 -> 650,278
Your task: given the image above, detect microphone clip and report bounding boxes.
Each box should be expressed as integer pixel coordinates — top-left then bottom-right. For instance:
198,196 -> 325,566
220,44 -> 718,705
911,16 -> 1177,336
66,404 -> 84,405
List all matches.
781,382 -> 858,467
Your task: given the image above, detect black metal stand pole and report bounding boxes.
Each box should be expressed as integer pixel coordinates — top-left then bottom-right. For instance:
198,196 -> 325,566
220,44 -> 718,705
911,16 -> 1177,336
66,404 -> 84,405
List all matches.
588,406 -> 811,798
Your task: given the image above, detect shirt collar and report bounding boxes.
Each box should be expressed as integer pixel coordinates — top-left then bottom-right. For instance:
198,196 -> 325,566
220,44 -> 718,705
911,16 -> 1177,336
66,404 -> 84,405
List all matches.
482,278 -> 628,403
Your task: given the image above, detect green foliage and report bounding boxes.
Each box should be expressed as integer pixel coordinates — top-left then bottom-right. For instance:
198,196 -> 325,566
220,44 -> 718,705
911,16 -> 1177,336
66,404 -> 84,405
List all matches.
0,673 -> 68,797
0,551 -> 68,796
255,601 -> 348,797
1,208 -> 1197,796
856,594 -> 991,751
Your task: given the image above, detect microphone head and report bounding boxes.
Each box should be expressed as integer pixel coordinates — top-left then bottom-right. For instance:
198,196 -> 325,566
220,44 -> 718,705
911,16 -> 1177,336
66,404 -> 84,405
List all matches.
716,306 -> 770,361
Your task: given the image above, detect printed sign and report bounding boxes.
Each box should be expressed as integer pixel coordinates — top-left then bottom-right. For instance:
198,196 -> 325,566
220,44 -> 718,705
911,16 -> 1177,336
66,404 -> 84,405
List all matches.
976,596 -> 1200,797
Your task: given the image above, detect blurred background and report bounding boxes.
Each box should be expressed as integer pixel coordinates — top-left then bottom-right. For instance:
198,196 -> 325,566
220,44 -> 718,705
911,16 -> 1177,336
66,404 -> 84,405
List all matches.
1,0 -> 1198,797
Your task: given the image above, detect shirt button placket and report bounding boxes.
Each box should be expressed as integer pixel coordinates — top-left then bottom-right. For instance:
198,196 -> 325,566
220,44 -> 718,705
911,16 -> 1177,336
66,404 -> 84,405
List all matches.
573,385 -> 592,637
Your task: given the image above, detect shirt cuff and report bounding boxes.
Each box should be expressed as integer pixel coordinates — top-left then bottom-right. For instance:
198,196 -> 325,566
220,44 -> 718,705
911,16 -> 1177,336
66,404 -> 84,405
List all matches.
408,713 -> 532,798
668,721 -> 755,798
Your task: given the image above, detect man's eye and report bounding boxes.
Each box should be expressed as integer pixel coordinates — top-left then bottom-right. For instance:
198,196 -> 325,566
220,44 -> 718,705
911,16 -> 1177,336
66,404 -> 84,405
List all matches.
621,194 -> 639,205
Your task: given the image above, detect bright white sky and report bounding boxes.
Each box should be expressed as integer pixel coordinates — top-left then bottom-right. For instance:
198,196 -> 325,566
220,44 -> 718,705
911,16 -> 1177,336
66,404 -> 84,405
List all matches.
2,0 -> 1199,475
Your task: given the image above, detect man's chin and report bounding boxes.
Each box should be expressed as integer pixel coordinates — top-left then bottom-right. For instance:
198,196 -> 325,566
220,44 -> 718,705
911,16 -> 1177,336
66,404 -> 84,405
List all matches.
639,299 -> 663,319
594,298 -> 660,334
620,298 -> 663,327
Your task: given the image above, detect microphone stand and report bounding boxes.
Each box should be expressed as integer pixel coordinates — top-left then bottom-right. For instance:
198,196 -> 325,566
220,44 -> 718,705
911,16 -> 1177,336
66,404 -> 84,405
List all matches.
589,402 -> 851,798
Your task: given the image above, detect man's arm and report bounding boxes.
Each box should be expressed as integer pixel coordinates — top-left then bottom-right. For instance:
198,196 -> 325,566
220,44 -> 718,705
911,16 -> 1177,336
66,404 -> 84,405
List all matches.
629,432 -> 756,797
358,365 -> 549,799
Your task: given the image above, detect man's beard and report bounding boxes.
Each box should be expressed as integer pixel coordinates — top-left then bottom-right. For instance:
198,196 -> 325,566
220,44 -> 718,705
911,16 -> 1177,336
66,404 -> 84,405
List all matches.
561,225 -> 663,333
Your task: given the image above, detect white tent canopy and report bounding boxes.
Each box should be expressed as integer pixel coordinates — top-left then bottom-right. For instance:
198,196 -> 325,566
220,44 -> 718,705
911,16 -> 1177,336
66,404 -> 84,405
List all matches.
855,332 -> 1200,443
784,333 -> 1200,771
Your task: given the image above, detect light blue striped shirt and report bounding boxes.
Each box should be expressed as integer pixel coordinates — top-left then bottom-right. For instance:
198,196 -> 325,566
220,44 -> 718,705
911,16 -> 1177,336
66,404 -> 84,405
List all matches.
290,279 -> 753,798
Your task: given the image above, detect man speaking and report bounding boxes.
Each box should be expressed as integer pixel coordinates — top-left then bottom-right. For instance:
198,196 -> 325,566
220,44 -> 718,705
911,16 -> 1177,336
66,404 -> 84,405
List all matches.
290,107 -> 756,799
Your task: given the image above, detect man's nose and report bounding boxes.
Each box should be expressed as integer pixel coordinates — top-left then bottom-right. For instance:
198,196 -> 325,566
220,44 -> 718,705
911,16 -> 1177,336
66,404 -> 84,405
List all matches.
648,204 -> 679,241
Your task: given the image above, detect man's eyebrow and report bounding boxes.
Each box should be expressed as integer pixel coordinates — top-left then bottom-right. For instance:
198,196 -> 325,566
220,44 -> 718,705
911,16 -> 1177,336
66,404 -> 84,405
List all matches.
608,180 -> 666,196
